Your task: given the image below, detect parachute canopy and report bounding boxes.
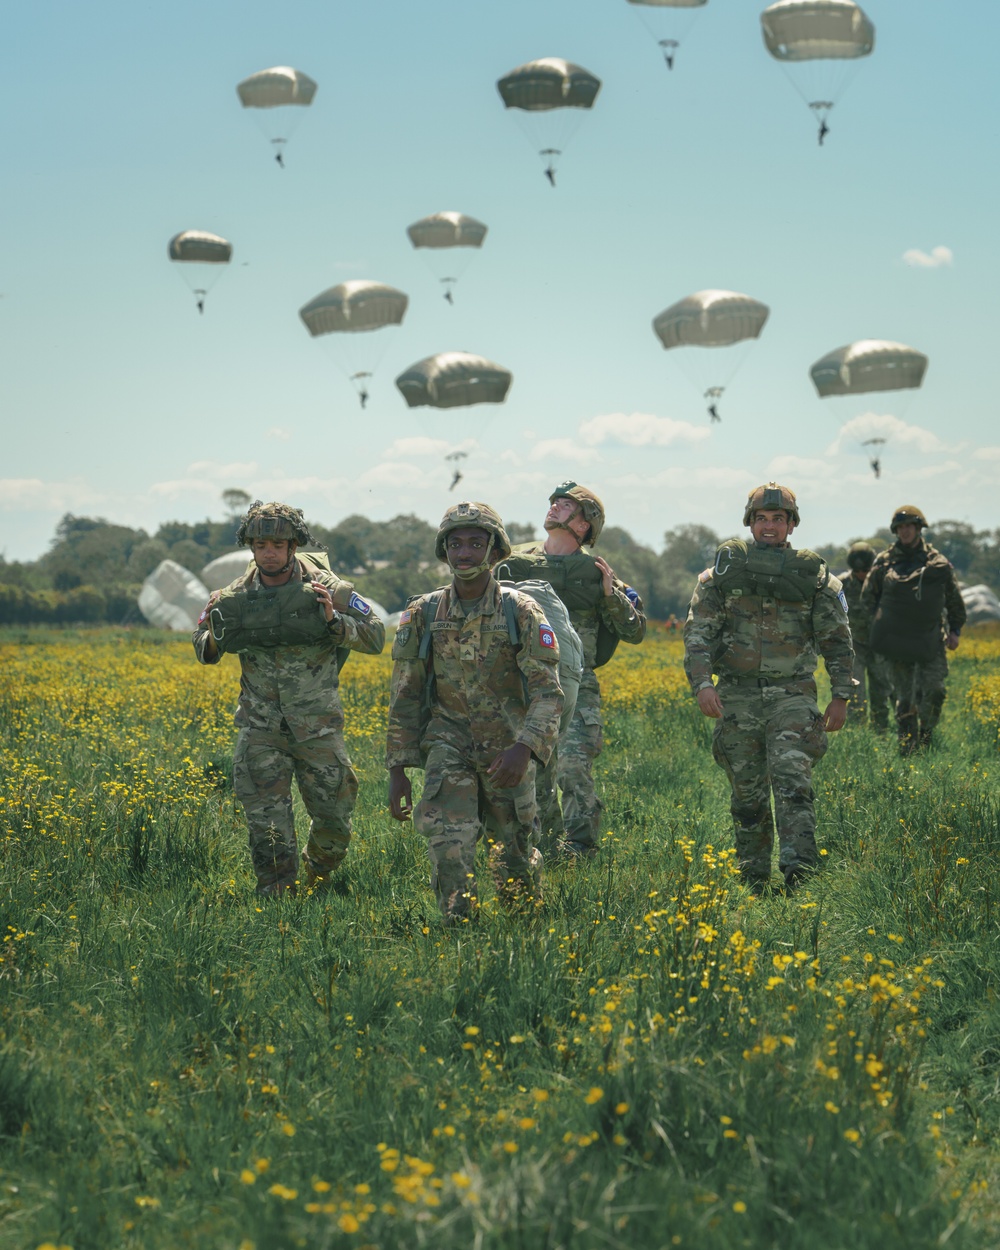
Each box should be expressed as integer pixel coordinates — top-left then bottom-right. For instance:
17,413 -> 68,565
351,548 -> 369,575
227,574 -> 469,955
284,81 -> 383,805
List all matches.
299,281 -> 409,337
761,0 -> 875,62
201,551 -> 253,592
236,66 -> 318,109
630,0 -> 707,7
810,341 -> 928,397
138,560 -> 210,632
497,58 -> 601,111
396,352 -> 513,409
168,230 -> 233,264
407,213 -> 488,250
653,290 -> 770,350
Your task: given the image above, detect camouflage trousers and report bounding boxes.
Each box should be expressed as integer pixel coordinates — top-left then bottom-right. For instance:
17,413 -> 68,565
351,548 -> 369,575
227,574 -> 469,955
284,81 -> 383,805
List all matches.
711,684 -> 828,886
849,647 -> 893,731
414,740 -> 543,921
232,726 -> 358,893
884,649 -> 949,746
535,669 -> 603,853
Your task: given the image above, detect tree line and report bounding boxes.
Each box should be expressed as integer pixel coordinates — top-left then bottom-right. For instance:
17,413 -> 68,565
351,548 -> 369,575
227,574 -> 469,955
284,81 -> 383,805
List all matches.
2,501 -> 998,626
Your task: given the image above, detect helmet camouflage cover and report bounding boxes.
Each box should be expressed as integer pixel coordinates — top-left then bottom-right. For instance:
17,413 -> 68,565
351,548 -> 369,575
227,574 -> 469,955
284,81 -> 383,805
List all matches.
846,540 -> 876,570
434,500 -> 512,563
549,480 -> 605,546
236,500 -> 315,548
891,505 -> 928,532
743,481 -> 801,528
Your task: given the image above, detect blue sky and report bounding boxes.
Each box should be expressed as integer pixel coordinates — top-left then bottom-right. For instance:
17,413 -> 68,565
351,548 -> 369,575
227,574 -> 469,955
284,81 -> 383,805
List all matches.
3,0 -> 997,562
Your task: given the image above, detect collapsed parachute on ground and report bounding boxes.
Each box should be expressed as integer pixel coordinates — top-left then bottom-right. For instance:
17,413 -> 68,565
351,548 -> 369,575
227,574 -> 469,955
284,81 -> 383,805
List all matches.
300,281 -> 409,408
168,230 -> 233,314
496,58 -> 601,185
962,584 -> 1000,626
236,66 -> 317,166
396,352 -> 512,409
407,213 -> 488,303
653,290 -> 770,420
201,551 -> 253,592
810,340 -> 928,397
627,0 -> 708,70
761,0 -> 875,143
138,560 -> 210,631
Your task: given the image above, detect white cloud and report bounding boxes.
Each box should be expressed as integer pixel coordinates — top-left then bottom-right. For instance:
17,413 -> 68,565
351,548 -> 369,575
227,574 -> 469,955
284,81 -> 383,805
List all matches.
529,438 -> 600,465
265,426 -> 291,441
358,461 -> 431,488
579,411 -> 711,448
381,436 -> 475,460
973,446 -> 1000,461
902,246 -> 953,268
0,478 -> 102,511
767,455 -> 832,478
825,413 -> 948,456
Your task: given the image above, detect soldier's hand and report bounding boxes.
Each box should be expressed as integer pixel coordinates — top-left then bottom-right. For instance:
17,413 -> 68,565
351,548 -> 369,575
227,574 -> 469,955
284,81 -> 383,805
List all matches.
946,631 -> 961,652
487,742 -> 531,788
593,556 -> 615,597
388,767 -> 413,822
311,580 -> 336,623
697,686 -> 724,719
823,698 -> 848,732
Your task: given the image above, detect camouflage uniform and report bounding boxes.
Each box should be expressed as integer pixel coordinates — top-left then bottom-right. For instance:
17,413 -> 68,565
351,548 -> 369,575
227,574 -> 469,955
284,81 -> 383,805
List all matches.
862,536 -> 966,750
193,558 -> 385,893
836,568 -> 892,730
684,540 -> 854,889
386,580 -> 563,920
498,544 -> 646,854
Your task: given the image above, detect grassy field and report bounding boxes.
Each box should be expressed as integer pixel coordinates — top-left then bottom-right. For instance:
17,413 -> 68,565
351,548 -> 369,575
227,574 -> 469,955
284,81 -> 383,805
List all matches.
1,625 -> 999,1250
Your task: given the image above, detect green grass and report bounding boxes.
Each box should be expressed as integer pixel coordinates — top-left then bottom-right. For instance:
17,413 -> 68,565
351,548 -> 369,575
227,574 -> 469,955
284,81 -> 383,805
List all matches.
1,629 -> 998,1249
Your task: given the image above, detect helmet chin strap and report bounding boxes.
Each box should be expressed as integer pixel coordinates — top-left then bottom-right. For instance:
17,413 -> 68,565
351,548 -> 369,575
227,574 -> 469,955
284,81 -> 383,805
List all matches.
452,534 -> 495,581
256,541 -> 297,578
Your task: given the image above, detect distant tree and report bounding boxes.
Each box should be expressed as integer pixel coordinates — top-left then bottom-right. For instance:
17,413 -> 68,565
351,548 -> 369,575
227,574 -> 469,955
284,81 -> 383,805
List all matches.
222,489 -> 252,518
506,521 -> 537,545
127,539 -> 169,579
41,516 -> 149,589
169,538 -> 210,574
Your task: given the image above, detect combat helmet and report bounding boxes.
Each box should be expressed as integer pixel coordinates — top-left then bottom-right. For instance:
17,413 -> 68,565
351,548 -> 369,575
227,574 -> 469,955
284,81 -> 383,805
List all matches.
236,500 -> 315,548
742,482 -> 800,528
846,541 -> 876,572
434,501 -> 512,563
549,481 -> 605,546
890,505 -> 927,533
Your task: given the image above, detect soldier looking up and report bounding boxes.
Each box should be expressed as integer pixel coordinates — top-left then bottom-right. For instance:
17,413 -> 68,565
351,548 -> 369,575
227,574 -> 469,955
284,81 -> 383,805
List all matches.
386,502 -> 563,924
497,482 -> 646,859
836,541 -> 892,732
683,483 -> 854,894
863,506 -> 965,754
193,500 -> 385,897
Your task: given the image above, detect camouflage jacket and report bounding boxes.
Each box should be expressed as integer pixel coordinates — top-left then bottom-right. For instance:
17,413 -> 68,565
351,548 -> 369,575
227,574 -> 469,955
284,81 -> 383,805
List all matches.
862,538 -> 967,635
683,542 -> 855,699
497,542 -> 646,669
386,579 -> 563,770
192,560 -> 385,740
836,569 -> 875,654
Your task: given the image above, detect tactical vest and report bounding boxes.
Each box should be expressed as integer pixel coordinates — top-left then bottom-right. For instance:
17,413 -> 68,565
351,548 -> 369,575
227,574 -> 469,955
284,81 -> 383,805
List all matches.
498,549 -> 620,667
711,538 -> 826,601
209,552 -> 338,655
869,556 -> 950,664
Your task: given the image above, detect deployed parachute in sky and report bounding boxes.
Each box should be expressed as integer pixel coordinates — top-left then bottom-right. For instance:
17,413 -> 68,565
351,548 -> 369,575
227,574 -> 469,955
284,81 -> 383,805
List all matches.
496,58 -> 601,186
236,66 -> 317,166
299,281 -> 408,408
395,352 -> 512,409
626,0 -> 708,71
761,0 -> 874,144
811,340 -> 929,478
168,230 -> 232,314
138,560 -> 210,631
407,213 -> 488,303
653,290 -> 770,420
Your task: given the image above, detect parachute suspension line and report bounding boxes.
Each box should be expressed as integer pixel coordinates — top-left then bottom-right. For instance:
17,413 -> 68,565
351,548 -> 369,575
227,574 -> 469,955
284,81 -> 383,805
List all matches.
350,371 -> 372,410
441,278 -> 456,304
540,148 -> 561,187
660,39 -> 679,71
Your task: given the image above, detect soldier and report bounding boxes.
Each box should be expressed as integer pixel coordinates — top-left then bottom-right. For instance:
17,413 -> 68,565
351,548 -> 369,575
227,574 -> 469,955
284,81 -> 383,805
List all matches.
836,541 -> 891,731
496,482 -> 646,859
684,483 -> 854,894
386,502 -> 563,924
193,500 -> 385,897
863,506 -> 965,754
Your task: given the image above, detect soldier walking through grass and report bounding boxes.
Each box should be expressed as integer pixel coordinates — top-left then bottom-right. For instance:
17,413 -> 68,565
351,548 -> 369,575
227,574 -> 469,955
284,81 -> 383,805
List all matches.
192,500 -> 385,897
497,482 -> 646,859
863,505 -> 966,754
836,541 -> 892,731
386,502 -> 563,924
683,483 -> 854,894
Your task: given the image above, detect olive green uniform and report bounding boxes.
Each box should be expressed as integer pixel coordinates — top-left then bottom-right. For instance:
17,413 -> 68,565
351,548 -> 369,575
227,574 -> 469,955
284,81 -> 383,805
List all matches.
387,580 -> 563,920
193,558 -> 385,893
684,540 -> 854,888
497,544 -> 646,855
836,568 -> 891,730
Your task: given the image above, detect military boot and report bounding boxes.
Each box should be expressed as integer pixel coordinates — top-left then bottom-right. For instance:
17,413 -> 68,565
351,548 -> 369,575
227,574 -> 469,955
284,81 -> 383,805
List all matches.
897,712 -> 919,757
302,852 -> 348,896
918,723 -> 934,751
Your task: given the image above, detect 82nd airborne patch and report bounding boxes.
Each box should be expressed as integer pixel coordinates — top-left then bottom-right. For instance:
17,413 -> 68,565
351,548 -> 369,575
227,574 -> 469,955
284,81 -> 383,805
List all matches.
539,624 -> 556,650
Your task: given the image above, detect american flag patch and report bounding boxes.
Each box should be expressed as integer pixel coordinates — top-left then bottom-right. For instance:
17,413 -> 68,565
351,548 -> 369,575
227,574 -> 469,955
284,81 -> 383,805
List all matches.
539,624 -> 556,649
398,609 -> 412,625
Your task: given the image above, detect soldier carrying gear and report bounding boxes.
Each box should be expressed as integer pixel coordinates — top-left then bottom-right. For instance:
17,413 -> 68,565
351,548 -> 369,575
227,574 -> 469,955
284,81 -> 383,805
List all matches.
742,481 -> 801,528
890,505 -> 928,533
547,481 -> 605,547
838,541 -> 890,732
846,541 -> 876,572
